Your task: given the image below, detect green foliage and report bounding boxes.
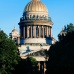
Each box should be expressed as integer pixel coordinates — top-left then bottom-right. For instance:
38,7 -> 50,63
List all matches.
0,30 -> 20,74
58,23 -> 74,41
0,30 -> 7,41
46,23 -> 74,74
67,23 -> 74,32
15,57 -> 39,74
26,57 -> 38,65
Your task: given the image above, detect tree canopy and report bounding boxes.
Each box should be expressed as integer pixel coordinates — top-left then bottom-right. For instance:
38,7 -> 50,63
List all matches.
0,29 -> 20,74
46,23 -> 74,74
58,23 -> 74,41
15,57 -> 39,74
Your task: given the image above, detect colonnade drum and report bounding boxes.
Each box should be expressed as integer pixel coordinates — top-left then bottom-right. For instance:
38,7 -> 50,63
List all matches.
20,25 -> 52,38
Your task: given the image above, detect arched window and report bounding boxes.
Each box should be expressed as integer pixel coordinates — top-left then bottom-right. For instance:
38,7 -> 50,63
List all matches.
30,15 -> 32,19
33,15 -> 35,19
37,15 -> 38,19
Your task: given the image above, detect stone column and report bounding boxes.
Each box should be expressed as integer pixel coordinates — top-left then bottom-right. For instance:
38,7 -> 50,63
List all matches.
27,26 -> 29,38
29,26 -> 31,37
39,26 -> 41,37
48,27 -> 50,37
43,26 -> 45,37
34,26 -> 36,38
50,27 -> 52,37
44,62 -> 46,74
36,26 -> 39,37
44,26 -> 47,36
23,27 -> 25,38
31,26 -> 32,38
46,26 -> 48,37
38,62 -> 40,71
17,37 -> 20,45
41,26 -> 43,38
28,26 -> 30,37
40,61 -> 44,74
20,27 -> 21,37
33,26 -> 34,38
25,26 -> 27,38
35,26 -> 37,37
42,26 -> 44,38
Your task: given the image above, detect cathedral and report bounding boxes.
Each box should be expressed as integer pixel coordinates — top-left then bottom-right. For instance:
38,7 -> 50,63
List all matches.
10,0 -> 56,73
10,0 -> 56,61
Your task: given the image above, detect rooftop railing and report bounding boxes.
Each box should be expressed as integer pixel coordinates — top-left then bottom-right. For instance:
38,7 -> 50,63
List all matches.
20,17 -> 52,22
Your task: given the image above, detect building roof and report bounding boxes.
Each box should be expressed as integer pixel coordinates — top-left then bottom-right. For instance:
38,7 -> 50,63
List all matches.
24,0 -> 48,12
12,27 -> 18,33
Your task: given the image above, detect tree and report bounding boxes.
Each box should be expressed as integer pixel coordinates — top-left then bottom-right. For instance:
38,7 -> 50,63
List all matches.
0,30 -> 7,41
46,23 -> 74,74
0,29 -> 20,74
67,23 -> 74,33
15,57 -> 39,74
58,23 -> 74,41
25,57 -> 38,74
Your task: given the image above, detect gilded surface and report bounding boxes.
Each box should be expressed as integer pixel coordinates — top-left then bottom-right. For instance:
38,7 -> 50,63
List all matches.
24,0 -> 48,12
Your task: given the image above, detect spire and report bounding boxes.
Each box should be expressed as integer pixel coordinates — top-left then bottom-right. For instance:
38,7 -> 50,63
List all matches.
12,26 -> 17,32
14,26 -> 16,30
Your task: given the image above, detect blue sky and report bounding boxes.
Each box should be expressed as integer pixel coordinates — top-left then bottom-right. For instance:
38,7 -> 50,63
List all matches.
0,0 -> 74,40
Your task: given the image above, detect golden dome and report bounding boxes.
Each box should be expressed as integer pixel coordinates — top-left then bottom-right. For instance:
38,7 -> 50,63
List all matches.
24,0 -> 48,12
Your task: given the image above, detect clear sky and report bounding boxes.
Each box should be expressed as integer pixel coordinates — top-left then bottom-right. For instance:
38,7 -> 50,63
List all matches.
0,0 -> 74,40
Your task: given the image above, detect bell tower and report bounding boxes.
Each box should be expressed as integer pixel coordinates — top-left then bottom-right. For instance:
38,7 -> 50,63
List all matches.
9,27 -> 20,44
